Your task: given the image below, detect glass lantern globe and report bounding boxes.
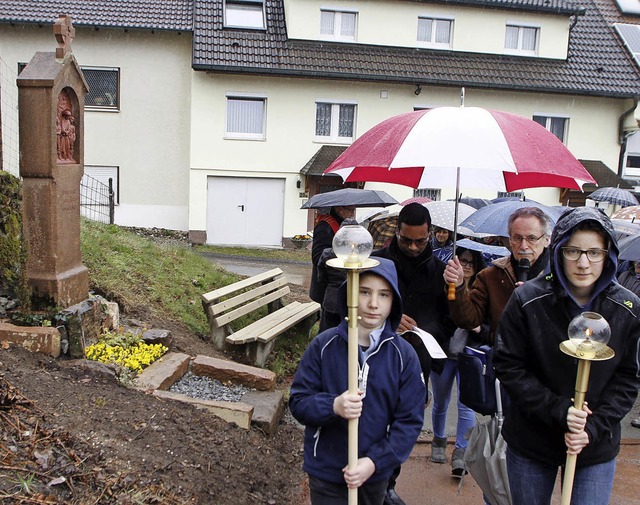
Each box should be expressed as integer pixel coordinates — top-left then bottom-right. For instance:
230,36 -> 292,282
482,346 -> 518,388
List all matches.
567,312 -> 611,357
332,225 -> 374,267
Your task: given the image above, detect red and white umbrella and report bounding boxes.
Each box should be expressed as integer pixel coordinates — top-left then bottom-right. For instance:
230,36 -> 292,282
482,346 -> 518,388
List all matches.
325,107 -> 595,192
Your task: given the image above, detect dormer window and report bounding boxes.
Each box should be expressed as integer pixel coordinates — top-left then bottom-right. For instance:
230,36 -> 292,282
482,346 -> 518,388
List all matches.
505,24 -> 539,55
320,9 -> 357,41
417,17 -> 453,49
224,0 -> 265,29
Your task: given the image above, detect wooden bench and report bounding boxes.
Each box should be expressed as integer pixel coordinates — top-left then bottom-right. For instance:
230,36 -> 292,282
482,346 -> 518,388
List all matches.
201,268 -> 320,367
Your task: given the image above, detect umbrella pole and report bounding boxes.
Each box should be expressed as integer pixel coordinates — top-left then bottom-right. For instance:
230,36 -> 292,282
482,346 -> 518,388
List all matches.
560,359 -> 591,505
346,268 -> 360,505
447,167 -> 461,301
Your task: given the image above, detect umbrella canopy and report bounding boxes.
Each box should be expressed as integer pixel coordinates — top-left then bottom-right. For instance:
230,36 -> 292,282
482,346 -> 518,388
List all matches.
325,107 -> 595,192
301,188 -> 398,209
618,234 -> 640,261
588,187 -> 639,208
456,238 -> 510,257
460,201 -> 566,238
451,197 -> 492,209
611,205 -> 640,222
612,219 -> 640,242
425,201 -> 476,232
367,213 -> 398,250
400,196 -> 432,206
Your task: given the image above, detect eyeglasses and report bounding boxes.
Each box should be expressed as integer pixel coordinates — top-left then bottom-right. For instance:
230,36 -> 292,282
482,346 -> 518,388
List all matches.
561,247 -> 608,263
396,234 -> 429,246
459,259 -> 475,267
509,234 -> 546,245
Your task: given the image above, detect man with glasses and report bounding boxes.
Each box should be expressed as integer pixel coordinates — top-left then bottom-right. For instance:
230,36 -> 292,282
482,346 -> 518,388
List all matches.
443,206 -> 553,342
372,202 -> 454,505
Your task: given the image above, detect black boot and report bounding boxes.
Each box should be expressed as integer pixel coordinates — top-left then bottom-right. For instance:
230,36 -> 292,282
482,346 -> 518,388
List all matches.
384,488 -> 407,505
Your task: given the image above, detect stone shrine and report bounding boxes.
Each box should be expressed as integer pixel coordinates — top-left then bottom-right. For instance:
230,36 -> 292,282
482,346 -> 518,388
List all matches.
17,15 -> 89,307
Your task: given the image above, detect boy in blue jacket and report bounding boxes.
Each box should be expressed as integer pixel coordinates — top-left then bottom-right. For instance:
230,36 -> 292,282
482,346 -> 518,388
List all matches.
289,257 -> 425,505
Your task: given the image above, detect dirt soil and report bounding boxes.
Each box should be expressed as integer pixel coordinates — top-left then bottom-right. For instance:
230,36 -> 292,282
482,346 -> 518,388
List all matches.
0,295 -> 309,504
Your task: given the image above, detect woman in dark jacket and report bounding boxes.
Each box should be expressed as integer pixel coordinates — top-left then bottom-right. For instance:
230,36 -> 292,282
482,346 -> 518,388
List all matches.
494,207 -> 640,505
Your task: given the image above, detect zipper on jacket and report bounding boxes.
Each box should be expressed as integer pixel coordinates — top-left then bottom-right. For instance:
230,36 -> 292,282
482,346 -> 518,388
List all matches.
313,427 -> 321,457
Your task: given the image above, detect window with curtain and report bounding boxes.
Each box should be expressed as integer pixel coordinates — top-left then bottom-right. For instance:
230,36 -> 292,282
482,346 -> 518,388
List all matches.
315,102 -> 356,142
533,115 -> 569,143
224,0 -> 265,29
83,67 -> 120,109
320,10 -> 357,41
417,17 -> 453,47
226,96 -> 266,139
505,24 -> 538,54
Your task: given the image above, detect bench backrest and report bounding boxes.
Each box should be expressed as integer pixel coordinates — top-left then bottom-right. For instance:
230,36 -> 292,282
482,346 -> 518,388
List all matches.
201,268 -> 290,328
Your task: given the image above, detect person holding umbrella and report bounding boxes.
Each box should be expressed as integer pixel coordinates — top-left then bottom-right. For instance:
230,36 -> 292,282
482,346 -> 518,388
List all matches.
443,207 -> 553,342
493,206 -> 640,504
289,258 -> 425,505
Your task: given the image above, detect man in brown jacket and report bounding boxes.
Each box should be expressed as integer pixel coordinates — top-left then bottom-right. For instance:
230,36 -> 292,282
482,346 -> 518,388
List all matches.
443,207 -> 553,342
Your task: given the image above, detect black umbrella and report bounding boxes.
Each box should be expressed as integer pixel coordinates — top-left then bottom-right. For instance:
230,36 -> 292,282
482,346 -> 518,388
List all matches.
448,197 -> 492,209
301,188 -> 398,209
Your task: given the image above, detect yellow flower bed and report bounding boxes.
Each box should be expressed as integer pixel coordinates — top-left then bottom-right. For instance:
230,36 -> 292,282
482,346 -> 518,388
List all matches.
86,340 -> 167,374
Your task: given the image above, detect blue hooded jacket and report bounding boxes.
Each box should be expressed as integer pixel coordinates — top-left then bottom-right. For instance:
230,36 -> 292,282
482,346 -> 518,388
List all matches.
289,257 -> 426,484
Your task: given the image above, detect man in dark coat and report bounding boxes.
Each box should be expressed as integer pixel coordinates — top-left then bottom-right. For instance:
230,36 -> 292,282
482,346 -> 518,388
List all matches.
372,202 -> 454,505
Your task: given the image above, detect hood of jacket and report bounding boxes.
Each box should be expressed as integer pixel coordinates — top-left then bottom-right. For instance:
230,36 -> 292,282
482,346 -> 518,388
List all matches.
549,206 -> 619,308
337,257 -> 403,331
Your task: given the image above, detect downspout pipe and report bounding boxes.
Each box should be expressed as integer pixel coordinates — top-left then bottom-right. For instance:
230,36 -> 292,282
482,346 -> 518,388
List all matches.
618,98 -> 639,177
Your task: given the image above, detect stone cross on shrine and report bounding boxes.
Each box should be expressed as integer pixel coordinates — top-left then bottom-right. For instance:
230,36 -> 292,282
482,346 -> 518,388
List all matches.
17,15 -> 90,308
53,14 -> 75,59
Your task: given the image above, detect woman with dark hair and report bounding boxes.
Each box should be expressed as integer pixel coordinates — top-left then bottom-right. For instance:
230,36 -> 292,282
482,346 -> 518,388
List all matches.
494,207 -> 640,504
430,246 -> 487,475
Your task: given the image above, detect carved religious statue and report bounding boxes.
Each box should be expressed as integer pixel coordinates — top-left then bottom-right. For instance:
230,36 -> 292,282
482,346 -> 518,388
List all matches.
56,90 -> 76,163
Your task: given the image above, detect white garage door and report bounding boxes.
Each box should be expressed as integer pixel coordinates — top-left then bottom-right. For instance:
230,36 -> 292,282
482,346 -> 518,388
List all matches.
206,176 -> 284,247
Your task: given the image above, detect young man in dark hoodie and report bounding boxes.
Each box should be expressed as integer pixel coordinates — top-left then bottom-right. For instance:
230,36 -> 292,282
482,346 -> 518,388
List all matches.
494,207 -> 640,505
289,258 -> 425,505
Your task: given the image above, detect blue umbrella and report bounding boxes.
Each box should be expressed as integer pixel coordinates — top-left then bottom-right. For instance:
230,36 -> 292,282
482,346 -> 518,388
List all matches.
618,234 -> 640,261
448,197 -> 492,209
588,187 -> 638,208
460,201 -> 565,237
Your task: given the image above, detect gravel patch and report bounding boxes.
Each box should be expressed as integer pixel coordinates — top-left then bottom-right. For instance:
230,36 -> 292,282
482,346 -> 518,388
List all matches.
168,372 -> 254,402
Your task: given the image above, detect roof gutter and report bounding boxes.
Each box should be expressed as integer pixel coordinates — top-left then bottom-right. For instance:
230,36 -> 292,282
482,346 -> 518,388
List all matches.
618,97 -> 639,177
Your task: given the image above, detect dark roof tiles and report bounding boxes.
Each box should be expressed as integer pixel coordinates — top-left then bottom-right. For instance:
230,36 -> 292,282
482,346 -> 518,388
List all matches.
0,0 -> 192,31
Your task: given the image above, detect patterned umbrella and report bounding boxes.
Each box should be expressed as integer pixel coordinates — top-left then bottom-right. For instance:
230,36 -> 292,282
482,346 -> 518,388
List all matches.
400,196 -> 432,205
424,200 -> 476,232
588,187 -> 638,208
611,205 -> 640,222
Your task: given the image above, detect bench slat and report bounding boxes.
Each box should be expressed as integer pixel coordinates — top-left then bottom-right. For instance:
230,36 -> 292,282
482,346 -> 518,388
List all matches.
256,302 -> 321,344
226,303 -> 303,344
209,277 -> 289,317
201,268 -> 284,304
213,286 -> 290,327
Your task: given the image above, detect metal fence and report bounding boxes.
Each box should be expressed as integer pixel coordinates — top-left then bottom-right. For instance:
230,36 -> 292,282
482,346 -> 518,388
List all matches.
80,174 -> 115,224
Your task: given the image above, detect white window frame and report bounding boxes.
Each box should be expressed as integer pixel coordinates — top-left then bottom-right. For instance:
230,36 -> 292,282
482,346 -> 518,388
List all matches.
533,113 -> 569,144
225,93 -> 267,140
224,0 -> 266,29
504,22 -> 539,56
83,165 -> 119,204
320,8 -> 358,41
314,100 -> 357,144
417,16 -> 453,49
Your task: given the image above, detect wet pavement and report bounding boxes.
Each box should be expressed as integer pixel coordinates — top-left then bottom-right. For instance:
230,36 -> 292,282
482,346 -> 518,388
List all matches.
205,252 -> 640,504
